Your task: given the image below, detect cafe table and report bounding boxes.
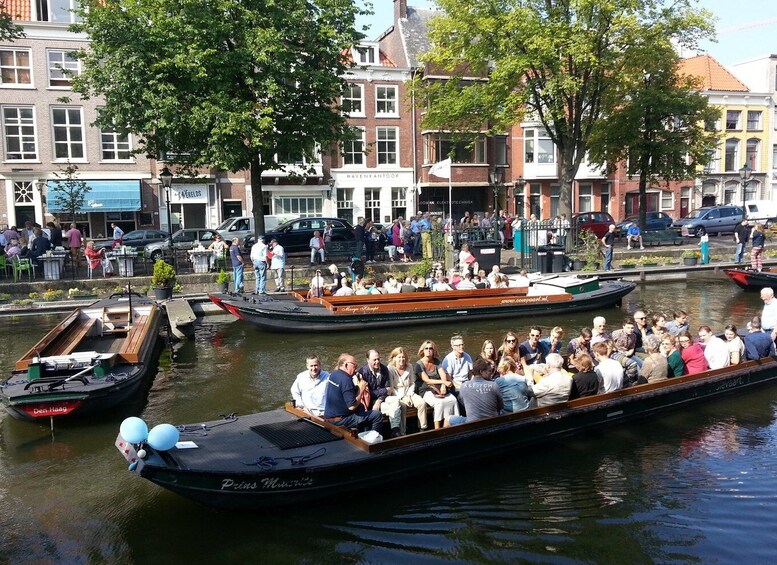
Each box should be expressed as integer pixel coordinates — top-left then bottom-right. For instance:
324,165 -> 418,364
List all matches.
38,253 -> 67,280
110,250 -> 138,277
188,249 -> 212,274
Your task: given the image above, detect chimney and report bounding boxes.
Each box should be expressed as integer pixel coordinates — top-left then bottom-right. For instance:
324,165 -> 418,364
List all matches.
394,0 -> 407,21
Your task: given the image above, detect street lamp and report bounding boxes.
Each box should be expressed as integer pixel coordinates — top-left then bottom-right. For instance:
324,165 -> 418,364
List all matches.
738,163 -> 752,211
158,166 -> 174,250
327,177 -> 336,200
489,168 -> 504,213
513,176 -> 526,218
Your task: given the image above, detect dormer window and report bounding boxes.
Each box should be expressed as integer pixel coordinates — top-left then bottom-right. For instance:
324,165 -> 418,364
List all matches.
354,44 -> 377,65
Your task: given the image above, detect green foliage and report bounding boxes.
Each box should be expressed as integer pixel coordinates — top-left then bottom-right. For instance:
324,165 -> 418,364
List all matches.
681,249 -> 700,258
0,292 -> 10,301
410,258 -> 433,277
0,3 -> 25,41
71,0 -> 367,234
51,162 -> 90,218
12,298 -> 34,306
572,229 -> 601,266
151,259 -> 176,288
216,269 -> 231,284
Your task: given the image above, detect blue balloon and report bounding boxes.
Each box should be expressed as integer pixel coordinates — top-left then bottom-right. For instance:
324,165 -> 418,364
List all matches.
147,423 -> 180,451
120,417 -> 148,444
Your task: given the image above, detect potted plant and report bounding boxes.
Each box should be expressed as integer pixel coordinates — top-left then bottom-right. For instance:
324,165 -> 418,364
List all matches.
151,259 -> 176,300
572,229 -> 601,270
681,249 -> 700,266
636,255 -> 658,267
0,292 -> 10,304
619,258 -> 637,269
216,269 -> 231,293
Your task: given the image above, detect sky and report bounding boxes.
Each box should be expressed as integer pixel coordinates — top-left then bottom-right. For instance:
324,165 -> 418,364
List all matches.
358,0 -> 777,67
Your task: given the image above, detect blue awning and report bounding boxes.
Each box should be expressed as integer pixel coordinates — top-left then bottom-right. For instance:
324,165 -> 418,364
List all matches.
46,180 -> 142,213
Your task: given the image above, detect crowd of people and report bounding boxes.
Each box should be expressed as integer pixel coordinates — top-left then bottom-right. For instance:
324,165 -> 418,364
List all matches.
290,295 -> 777,440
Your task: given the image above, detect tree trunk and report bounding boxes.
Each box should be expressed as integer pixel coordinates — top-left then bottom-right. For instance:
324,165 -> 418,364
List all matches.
250,158 -> 265,236
558,155 -> 576,218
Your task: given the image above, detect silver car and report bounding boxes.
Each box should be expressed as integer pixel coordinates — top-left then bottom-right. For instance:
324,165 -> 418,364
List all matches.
144,228 -> 220,261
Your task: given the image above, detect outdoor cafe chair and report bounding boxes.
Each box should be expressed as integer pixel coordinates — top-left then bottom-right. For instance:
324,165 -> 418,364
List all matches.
12,256 -> 34,282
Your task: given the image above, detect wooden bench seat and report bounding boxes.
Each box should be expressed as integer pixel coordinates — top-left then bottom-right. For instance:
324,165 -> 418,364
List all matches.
118,316 -> 150,364
50,317 -> 98,357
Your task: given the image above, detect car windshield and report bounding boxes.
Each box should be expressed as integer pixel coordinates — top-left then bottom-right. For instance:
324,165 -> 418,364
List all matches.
216,219 -> 234,230
683,210 -> 705,220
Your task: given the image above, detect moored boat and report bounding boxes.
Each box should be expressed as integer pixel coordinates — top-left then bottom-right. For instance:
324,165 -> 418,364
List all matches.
1,293 -> 162,422
209,276 -> 636,332
115,356 -> 777,510
723,267 -> 777,291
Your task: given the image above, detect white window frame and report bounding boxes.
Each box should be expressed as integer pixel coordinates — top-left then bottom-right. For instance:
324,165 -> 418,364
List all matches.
376,127 -> 398,166
578,183 -> 593,213
391,187 -> 407,219
660,190 -> 673,211
746,110 -> 762,131
724,138 -> 739,172
343,126 -> 365,166
51,106 -> 86,161
38,0 -> 82,24
2,106 -> 38,161
354,45 -> 376,65
343,83 -> 364,117
746,138 -> 760,170
47,49 -> 80,88
375,85 -> 398,117
726,110 -> 741,131
772,144 -> 777,170
272,196 -> 323,217
100,129 -> 133,162
364,187 -> 381,222
0,48 -> 33,87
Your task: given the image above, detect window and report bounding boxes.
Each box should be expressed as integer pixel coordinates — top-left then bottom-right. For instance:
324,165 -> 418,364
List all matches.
529,182 -> 541,217
494,135 -> 507,166
0,49 -> 32,85
427,134 -> 485,164
342,83 -> 363,116
536,131 -> 555,164
600,182 -> 610,214
277,140 -> 317,165
773,144 -> 777,170
354,45 -> 376,65
747,111 -> 762,130
100,129 -> 132,161
703,147 -> 719,173
723,181 -> 737,204
578,183 -> 593,213
336,188 -> 354,225
47,50 -> 80,87
726,110 -> 741,130
2,106 -> 37,160
37,0 -> 82,23
724,139 -> 739,172
343,127 -> 365,166
524,129 -> 534,163
550,184 -> 560,218
391,187 -> 406,220
14,180 -> 34,204
51,107 -> 85,160
376,127 -> 398,165
375,85 -> 397,116
746,138 -> 759,170
364,188 -> 380,222
745,180 -> 758,201
661,190 -> 673,211
273,196 -> 322,217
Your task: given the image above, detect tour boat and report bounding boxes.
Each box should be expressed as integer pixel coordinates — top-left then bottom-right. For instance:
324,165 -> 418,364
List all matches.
208,276 -> 636,332
723,267 -> 777,291
1,294 -> 162,422
114,356 -> 777,510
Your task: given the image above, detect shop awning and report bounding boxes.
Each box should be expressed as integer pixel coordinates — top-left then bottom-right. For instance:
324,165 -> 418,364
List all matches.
46,180 -> 142,213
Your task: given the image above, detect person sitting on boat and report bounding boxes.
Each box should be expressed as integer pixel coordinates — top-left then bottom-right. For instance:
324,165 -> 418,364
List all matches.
665,310 -> 689,337
384,274 -> 401,294
441,334 -> 474,413
473,274 -> 487,289
455,272 -> 477,290
334,278 -> 354,296
678,331 -> 708,375
565,327 -> 593,372
661,335 -> 685,377
487,265 -> 501,288
495,357 -> 534,412
449,269 -> 463,288
608,340 -> 639,388
357,349 -> 401,438
387,347 -> 428,434
326,263 -> 343,293
480,340 -> 499,374
84,240 -> 115,276
531,353 -> 572,407
458,243 -> 478,275
431,277 -> 454,291
611,318 -> 643,371
540,326 -> 565,355
323,353 -> 384,436
568,353 -> 599,399
290,354 -> 330,418
414,340 -> 459,430
632,310 -> 653,353
744,316 -> 776,361
591,316 -> 610,345
697,325 -> 730,370
510,269 -> 531,288
498,332 -> 521,367
353,277 -> 371,295
759,288 -> 777,335
637,334 -> 668,384
724,324 -> 745,365
592,342 -> 623,393
446,358 -> 503,426
519,326 -> 547,374
307,270 -> 327,299
652,312 -> 668,333
309,230 -> 325,265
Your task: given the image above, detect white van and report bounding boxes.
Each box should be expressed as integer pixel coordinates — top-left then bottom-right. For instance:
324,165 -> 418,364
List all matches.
216,215 -> 294,243
744,200 -> 777,226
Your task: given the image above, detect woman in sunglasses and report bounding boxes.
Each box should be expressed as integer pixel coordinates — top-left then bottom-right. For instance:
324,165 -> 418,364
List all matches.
497,331 -> 521,366
414,340 -> 459,429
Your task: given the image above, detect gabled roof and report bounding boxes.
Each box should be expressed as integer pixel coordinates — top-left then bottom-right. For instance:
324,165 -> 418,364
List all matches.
679,54 -> 749,92
399,6 -> 435,68
4,0 -> 29,20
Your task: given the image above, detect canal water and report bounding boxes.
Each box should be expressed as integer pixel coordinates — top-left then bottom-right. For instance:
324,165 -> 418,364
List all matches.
2,272 -> 777,563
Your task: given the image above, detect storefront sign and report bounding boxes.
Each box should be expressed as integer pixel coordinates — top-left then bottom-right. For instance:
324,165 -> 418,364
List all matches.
171,184 -> 207,204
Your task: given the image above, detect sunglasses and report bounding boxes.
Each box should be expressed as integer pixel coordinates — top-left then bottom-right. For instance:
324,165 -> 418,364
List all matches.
505,339 -> 516,343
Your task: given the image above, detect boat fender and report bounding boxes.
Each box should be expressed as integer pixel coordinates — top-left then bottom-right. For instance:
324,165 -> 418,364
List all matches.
128,461 -> 138,472
147,423 -> 180,451
137,448 -> 147,459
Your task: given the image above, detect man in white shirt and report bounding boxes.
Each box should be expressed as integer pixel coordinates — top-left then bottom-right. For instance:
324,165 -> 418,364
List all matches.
455,272 -> 478,290
760,287 -> 777,333
269,239 -> 286,292
592,342 -> 623,393
441,334 -> 473,389
697,325 -> 730,369
290,355 -> 330,417
112,223 -> 124,247
531,353 -> 572,407
250,236 -> 268,294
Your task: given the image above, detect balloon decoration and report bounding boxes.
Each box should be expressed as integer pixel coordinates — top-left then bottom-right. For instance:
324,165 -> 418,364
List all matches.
119,417 -> 149,444
147,423 -> 180,451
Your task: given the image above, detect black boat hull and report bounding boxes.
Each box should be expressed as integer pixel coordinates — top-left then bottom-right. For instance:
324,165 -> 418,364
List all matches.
119,357 -> 777,510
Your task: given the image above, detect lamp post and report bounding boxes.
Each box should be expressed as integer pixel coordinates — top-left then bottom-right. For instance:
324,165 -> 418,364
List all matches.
327,177 -> 336,201
489,168 -> 503,213
738,163 -> 752,211
159,166 -> 174,255
513,176 -> 526,218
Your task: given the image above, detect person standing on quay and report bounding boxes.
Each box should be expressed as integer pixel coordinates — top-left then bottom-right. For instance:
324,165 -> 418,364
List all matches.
230,237 -> 245,293
602,224 -> 616,271
66,223 -> 82,268
250,235 -> 268,294
269,238 -> 286,292
751,223 -> 766,272
111,222 -> 124,249
734,218 -> 750,263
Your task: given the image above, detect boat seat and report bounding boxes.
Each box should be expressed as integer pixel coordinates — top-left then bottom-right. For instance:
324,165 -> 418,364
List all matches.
118,316 -> 149,364
48,317 -> 99,357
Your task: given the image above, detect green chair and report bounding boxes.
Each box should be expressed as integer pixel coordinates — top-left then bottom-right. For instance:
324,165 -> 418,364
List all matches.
12,256 -> 34,282
0,254 -> 9,278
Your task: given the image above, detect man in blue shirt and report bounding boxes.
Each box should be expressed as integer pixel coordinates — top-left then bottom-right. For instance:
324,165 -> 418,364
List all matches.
418,212 -> 433,259
626,222 -> 644,250
229,237 -> 245,293
744,316 -> 776,360
410,213 -> 422,256
324,353 -> 384,436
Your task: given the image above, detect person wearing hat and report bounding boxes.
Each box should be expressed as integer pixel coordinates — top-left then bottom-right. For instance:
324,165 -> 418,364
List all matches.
269,238 -> 286,292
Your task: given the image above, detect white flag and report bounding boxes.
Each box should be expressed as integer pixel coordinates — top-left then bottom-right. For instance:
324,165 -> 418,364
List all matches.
429,158 -> 451,179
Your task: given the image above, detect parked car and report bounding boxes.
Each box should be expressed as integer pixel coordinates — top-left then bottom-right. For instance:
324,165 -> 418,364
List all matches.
144,228 -> 221,261
216,215 -> 295,244
262,217 -> 355,252
672,205 -> 744,237
615,212 -> 675,236
571,212 -> 615,239
94,229 -> 169,252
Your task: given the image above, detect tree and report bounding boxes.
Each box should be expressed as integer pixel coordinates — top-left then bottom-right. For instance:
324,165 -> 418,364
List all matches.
0,2 -> 25,41
71,0 -> 366,234
51,162 -> 91,221
416,0 -> 714,217
586,41 -> 719,231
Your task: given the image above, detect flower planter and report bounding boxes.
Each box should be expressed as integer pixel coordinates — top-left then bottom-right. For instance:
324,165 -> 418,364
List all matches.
683,257 -> 698,266
219,282 -> 229,293
70,294 -> 98,300
572,259 -> 586,271
640,262 -> 658,268
154,287 -> 174,300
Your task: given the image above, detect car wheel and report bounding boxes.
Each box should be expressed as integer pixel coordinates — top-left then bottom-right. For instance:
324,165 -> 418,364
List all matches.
150,250 -> 163,261
694,226 -> 706,237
